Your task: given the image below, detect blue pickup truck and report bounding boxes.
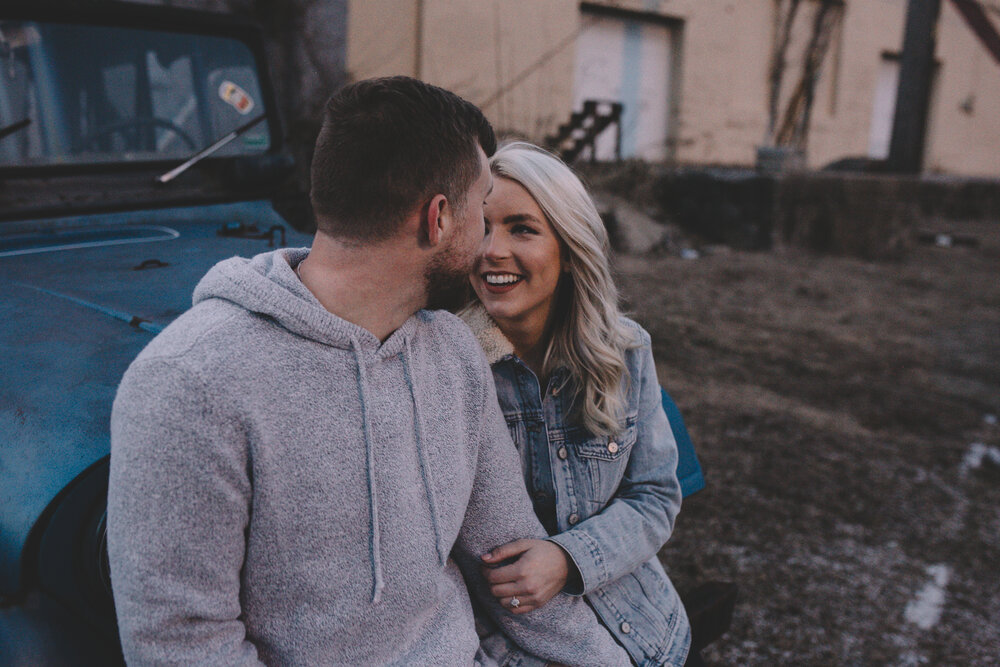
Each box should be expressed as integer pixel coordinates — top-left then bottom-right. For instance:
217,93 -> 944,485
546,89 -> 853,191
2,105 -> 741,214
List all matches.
0,3 -> 729,664
0,3 -> 314,663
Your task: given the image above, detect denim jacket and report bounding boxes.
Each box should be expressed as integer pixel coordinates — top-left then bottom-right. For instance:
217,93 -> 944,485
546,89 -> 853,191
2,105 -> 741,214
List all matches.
462,306 -> 691,667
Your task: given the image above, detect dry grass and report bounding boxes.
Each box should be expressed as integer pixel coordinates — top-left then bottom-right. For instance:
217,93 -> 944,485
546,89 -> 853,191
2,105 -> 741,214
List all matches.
617,221 -> 1000,665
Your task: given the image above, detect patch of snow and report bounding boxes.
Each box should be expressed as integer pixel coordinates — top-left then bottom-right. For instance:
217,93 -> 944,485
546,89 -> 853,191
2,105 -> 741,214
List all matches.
904,564 -> 951,631
960,442 -> 1000,477
984,413 -> 998,426
898,650 -> 930,666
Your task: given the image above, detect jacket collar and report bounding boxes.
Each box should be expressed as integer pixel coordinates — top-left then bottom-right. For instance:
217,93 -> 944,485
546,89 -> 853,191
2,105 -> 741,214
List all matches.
458,303 -> 514,365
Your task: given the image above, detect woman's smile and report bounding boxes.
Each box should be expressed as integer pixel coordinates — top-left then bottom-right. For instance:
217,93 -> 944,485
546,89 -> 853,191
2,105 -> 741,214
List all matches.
481,271 -> 524,292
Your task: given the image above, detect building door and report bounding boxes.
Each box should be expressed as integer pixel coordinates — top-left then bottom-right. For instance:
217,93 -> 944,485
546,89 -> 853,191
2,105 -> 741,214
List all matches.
868,56 -> 900,159
573,13 -> 673,161
869,53 -> 938,161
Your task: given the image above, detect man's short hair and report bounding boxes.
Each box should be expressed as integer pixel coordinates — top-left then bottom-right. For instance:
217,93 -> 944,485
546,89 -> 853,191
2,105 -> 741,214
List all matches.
310,76 -> 497,241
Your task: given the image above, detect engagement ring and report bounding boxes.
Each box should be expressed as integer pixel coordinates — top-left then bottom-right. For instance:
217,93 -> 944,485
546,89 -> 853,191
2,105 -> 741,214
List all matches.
510,597 -> 520,609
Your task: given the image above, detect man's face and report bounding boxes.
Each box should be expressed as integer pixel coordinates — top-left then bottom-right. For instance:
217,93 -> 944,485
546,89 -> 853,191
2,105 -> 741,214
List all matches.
424,146 -> 493,310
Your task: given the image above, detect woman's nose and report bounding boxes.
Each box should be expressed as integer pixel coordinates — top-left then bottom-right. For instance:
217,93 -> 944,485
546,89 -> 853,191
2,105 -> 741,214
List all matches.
481,230 -> 509,259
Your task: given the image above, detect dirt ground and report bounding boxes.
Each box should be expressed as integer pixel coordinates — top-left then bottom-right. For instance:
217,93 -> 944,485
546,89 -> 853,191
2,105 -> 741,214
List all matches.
616,221 -> 1000,665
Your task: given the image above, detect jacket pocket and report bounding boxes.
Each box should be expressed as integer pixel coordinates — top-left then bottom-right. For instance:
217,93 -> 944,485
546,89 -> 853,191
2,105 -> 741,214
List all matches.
503,416 -> 533,486
570,417 -> 637,502
504,415 -> 525,451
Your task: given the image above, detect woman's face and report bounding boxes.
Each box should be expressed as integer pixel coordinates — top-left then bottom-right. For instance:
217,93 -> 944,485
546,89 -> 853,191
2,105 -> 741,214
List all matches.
471,177 -> 565,333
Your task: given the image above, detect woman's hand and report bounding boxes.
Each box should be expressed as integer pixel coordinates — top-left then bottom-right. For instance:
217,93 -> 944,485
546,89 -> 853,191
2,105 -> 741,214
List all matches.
481,539 -> 572,614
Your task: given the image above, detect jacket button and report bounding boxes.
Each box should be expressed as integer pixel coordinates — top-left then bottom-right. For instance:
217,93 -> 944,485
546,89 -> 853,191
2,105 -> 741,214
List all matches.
557,446 -> 568,460
620,621 -> 631,634
607,441 -> 619,454
568,513 -> 580,525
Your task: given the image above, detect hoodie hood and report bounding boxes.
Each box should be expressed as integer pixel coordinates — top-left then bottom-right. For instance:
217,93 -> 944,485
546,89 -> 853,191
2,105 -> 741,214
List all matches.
192,247 -> 416,357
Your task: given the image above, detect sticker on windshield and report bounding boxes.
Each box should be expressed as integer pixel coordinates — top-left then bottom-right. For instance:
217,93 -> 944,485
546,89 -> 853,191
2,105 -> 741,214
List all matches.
219,81 -> 255,115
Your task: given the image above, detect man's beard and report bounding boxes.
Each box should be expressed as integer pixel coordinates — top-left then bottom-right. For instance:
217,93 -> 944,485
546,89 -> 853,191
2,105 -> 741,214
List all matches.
424,242 -> 475,312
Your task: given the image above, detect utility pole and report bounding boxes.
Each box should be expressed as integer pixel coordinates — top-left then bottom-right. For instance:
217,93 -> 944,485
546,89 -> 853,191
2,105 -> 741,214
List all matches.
887,0 -> 941,173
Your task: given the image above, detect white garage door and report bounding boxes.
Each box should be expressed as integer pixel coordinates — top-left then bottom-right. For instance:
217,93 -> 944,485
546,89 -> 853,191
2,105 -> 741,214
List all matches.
573,13 -> 673,161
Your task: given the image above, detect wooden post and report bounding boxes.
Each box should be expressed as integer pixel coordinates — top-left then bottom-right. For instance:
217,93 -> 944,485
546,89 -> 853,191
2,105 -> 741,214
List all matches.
886,0 -> 941,173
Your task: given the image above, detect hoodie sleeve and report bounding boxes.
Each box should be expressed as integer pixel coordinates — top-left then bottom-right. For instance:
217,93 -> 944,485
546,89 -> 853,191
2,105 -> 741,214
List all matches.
451,359 -> 630,667
108,356 -> 263,666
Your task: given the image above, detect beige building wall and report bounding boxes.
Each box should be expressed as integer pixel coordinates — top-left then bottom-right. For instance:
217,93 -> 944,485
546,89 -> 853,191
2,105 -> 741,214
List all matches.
346,0 -> 1000,177
927,0 -> 1000,175
347,0 -> 578,140
346,0 -> 420,79
792,1 -> 908,169
631,0 -> 777,165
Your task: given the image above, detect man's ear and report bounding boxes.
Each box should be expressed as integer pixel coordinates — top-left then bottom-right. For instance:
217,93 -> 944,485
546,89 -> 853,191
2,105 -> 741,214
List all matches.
423,194 -> 450,247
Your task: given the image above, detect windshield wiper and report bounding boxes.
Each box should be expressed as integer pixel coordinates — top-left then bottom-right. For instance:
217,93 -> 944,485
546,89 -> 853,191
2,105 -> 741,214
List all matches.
156,114 -> 267,185
0,118 -> 31,143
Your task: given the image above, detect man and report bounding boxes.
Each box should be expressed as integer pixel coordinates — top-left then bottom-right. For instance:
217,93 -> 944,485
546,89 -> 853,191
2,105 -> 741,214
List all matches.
108,76 -> 629,665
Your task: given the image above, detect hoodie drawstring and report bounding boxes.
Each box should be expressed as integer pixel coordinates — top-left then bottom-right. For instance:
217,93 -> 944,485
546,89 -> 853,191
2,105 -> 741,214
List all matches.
352,338 -> 385,604
402,339 -> 448,566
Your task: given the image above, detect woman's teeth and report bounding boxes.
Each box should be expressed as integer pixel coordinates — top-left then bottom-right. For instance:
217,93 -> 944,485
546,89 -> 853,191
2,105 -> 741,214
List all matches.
485,273 -> 521,285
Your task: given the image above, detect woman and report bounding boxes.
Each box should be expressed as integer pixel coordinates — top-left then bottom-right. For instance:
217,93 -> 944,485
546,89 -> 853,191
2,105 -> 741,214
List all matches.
460,142 -> 692,666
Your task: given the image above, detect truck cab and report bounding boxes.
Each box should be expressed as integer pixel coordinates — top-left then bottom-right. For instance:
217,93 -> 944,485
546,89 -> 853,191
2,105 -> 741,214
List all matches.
0,3 -> 312,663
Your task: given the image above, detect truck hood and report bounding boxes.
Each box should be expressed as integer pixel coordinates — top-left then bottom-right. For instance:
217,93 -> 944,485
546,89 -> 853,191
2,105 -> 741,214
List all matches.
0,201 -> 312,594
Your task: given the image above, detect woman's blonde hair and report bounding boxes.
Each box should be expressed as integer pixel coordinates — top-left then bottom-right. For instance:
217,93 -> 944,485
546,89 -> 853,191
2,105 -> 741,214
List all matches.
488,142 -> 635,437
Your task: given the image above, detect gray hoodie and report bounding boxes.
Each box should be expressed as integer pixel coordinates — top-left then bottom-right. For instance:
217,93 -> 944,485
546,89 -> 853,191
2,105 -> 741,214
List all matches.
108,248 -> 629,666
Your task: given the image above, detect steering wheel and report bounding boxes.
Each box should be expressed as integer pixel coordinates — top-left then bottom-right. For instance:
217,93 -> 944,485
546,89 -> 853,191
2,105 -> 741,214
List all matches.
76,117 -> 198,153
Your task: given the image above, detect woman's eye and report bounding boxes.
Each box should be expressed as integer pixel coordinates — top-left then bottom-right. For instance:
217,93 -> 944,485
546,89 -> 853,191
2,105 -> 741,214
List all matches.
512,224 -> 536,235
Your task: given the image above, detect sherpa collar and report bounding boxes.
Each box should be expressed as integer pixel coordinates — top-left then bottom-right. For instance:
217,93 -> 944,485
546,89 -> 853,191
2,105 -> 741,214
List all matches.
458,303 -> 514,365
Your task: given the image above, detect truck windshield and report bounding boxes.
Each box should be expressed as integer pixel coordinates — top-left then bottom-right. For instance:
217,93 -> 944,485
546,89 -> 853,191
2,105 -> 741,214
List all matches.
0,20 -> 271,167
